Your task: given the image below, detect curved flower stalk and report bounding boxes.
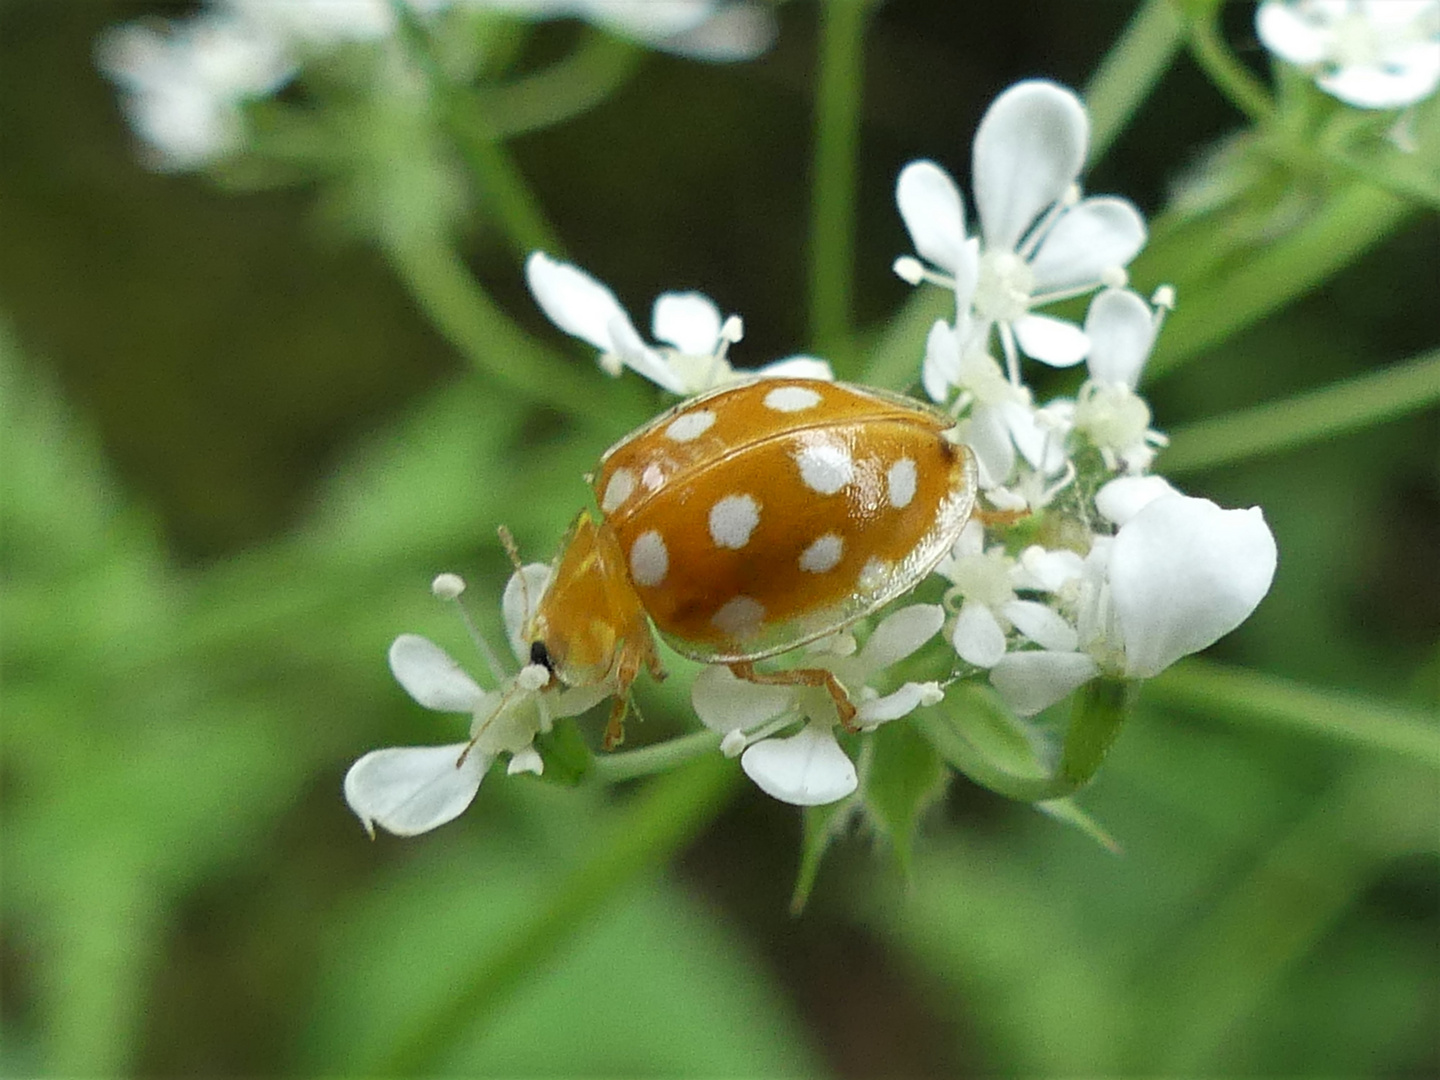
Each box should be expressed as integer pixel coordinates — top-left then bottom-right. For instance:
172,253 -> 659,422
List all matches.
344,571 -> 608,837
525,252 -> 834,394
1256,0 -> 1440,109
690,606 -> 947,806
894,81 -> 1147,380
99,0 -> 779,172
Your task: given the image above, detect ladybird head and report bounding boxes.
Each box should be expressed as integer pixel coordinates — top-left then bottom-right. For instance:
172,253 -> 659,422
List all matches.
528,511 -> 654,692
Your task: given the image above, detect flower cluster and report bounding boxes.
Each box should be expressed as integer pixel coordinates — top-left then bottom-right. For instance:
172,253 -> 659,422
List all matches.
344,570 -> 607,837
892,80 -> 1277,737
344,78 -> 1278,836
1256,0 -> 1440,110
98,0 -> 778,172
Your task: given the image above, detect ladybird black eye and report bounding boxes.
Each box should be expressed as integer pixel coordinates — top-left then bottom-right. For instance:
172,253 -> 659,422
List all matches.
529,640 -> 554,672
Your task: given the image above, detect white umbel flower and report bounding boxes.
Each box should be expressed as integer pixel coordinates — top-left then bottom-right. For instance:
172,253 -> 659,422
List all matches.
986,485 -> 1278,715
690,606 -> 946,806
1257,0 -> 1440,109
477,0 -> 779,61
96,11 -> 294,171
1071,287 -> 1170,474
525,252 -> 833,394
343,566 -> 608,837
896,81 -> 1147,377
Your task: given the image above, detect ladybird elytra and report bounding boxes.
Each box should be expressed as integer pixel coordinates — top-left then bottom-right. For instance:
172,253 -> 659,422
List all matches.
528,378 -> 977,748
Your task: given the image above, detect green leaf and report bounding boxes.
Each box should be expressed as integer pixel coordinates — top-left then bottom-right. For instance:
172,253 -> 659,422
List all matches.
862,720 -> 949,876
532,717 -> 593,786
791,797 -> 854,915
1060,677 -> 1137,788
1036,798 -> 1123,855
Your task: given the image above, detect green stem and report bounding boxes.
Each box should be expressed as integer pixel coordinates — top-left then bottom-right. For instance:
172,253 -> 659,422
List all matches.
808,0 -> 874,368
1180,0 -> 1275,123
1146,658 -> 1440,769
588,729 -> 723,783
1162,349 -> 1440,474
1083,0 -> 1186,165
479,32 -> 644,140
389,0 -> 563,258
1146,180 -> 1413,377
859,286 -> 952,392
375,754 -> 740,1074
385,234 -> 648,421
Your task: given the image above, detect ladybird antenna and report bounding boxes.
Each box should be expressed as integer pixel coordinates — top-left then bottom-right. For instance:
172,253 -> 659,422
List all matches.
497,524 -> 540,645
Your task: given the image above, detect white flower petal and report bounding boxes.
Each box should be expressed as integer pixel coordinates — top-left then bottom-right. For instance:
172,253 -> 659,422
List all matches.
896,160 -> 968,273
551,682 -> 612,719
503,564 -> 553,660
507,746 -> 545,776
1084,287 -> 1156,388
965,405 -> 1018,484
604,313 -> 688,393
1013,546 -> 1086,593
1001,400 -> 1056,472
388,635 -> 485,713
343,743 -> 488,837
652,291 -> 722,353
951,518 -> 986,559
952,237 -> 983,325
856,682 -> 932,727
524,252 -> 631,353
1109,495 -> 1278,678
1002,599 -> 1079,652
1256,0 -> 1332,64
1028,197 -> 1147,294
650,2 -> 779,62
952,601 -> 1007,668
691,664 -> 795,733
923,319 -> 962,403
1095,475 -> 1180,526
741,724 -> 857,806
754,355 -> 835,381
858,604 -> 945,672
1319,57 -> 1440,109
972,81 -> 1088,254
1013,313 -> 1090,367
990,651 -> 1099,717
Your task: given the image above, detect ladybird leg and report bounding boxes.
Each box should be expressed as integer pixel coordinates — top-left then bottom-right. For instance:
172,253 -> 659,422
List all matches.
603,696 -> 629,752
727,661 -> 859,732
975,505 -> 1030,527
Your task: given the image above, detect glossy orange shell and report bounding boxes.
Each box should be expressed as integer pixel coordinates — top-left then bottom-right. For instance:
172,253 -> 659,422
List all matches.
591,378 -> 977,663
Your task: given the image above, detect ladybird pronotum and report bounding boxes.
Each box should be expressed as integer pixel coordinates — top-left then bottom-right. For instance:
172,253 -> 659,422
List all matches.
525,378 -> 978,748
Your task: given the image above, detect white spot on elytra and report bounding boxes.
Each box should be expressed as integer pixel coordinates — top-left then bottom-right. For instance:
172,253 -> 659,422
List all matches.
641,463 -> 666,491
858,557 -> 888,592
764,385 -> 822,413
795,442 -> 854,495
629,531 -> 668,587
887,458 -> 917,509
708,494 -> 760,549
602,468 -> 636,513
665,410 -> 715,442
711,596 -> 765,638
800,534 -> 844,573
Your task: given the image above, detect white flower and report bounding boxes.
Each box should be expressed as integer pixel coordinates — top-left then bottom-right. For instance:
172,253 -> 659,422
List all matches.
1071,287 -> 1170,474
525,252 -> 833,394
228,0 -> 397,46
987,487 -> 1278,715
937,521 -> 1081,670
895,81 -> 1147,377
690,605 -> 946,806
343,567 -> 608,837
96,11 -> 294,171
475,0 -> 778,61
1257,0 -> 1440,109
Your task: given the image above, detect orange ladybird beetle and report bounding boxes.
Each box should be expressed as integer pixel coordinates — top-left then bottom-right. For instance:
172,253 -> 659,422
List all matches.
523,378 -> 978,749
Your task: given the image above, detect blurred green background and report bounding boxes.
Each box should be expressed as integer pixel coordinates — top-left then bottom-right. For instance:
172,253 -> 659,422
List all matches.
2,1 -> 1437,1076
